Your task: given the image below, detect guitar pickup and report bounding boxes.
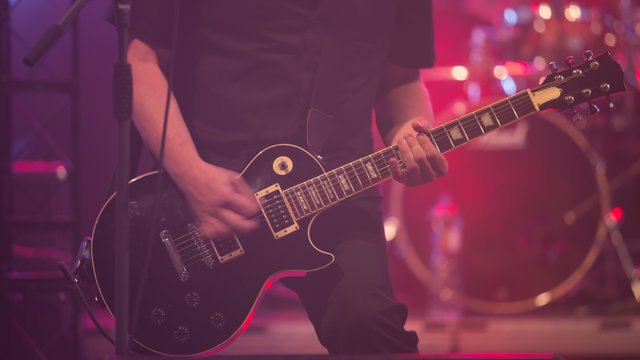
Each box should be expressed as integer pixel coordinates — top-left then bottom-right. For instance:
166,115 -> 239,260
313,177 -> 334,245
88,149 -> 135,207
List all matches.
255,183 -> 299,239
211,235 -> 245,264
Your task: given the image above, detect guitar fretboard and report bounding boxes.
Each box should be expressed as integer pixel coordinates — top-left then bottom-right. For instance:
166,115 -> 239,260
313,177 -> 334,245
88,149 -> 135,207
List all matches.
283,90 -> 538,220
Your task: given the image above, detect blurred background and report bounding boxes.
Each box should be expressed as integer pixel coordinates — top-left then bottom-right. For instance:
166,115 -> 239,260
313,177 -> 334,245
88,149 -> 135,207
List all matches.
1,0 -> 639,359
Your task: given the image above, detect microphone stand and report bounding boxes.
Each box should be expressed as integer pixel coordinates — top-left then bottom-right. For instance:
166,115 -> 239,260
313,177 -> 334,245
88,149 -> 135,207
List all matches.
23,0 -> 90,66
24,0 -> 134,358
111,0 -> 133,358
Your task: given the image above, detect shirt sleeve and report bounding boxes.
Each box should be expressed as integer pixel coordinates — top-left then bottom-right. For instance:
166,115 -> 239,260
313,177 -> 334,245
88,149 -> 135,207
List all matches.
387,0 -> 436,69
129,0 -> 176,50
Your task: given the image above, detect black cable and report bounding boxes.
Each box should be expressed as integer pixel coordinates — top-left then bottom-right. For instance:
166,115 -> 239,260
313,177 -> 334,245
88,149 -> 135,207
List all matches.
127,0 -> 182,353
58,262 -> 115,346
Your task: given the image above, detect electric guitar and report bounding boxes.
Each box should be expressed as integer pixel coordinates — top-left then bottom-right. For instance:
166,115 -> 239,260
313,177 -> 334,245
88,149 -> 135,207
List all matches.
91,52 -> 624,356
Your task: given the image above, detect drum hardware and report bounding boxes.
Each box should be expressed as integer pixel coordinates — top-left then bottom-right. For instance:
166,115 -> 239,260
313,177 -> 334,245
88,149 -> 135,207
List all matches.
387,106 -> 613,314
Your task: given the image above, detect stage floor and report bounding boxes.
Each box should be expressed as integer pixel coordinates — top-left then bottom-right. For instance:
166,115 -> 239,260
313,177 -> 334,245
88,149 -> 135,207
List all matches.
82,300 -> 640,359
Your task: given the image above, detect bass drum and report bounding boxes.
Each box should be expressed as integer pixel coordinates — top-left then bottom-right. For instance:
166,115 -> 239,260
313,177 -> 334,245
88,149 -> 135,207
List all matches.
387,104 -> 611,314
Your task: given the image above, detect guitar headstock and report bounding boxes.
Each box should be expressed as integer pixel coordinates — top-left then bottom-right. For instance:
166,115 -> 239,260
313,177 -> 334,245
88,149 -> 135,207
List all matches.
532,51 -> 625,113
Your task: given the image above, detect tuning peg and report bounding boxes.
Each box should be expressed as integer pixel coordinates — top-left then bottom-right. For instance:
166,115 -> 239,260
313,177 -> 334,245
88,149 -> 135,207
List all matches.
583,50 -> 594,61
548,61 -> 558,73
565,56 -> 575,68
588,102 -> 600,116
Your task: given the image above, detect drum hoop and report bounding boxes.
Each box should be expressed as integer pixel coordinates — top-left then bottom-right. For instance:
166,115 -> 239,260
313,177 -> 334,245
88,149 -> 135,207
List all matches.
388,110 -> 611,314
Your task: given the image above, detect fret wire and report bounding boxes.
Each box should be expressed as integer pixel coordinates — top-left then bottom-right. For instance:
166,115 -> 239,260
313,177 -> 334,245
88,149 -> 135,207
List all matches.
335,168 -> 353,196
460,114 -> 482,139
293,185 -> 312,215
508,95 -> 519,118
317,176 -> 334,204
301,182 -> 319,211
313,178 -> 329,207
443,126 -> 455,147
305,179 -> 323,208
287,186 -> 305,216
366,154 -> 382,180
358,159 -> 372,183
472,112 -> 485,134
328,170 -> 346,199
457,119 -> 470,142
304,179 -> 324,208
314,178 -> 330,207
283,189 -> 302,219
490,105 -> 502,126
427,131 -> 441,152
325,172 -> 343,200
430,95 -> 535,144
357,159 -> 373,186
346,163 -> 363,189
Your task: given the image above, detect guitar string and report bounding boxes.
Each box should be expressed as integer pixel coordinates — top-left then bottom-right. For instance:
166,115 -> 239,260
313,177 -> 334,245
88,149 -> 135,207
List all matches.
166,71 -> 599,266
428,96 -> 533,144
167,94 -> 544,254
171,194 -> 280,249
171,161 -> 399,257
428,95 -> 534,148
171,196 -> 278,248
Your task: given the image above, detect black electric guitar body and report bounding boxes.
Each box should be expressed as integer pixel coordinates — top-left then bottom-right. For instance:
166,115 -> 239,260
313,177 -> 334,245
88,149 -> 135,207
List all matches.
91,52 -> 624,356
92,145 -> 335,356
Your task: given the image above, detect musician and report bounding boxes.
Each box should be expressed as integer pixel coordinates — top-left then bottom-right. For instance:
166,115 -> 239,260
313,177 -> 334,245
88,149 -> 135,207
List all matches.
128,0 -> 447,354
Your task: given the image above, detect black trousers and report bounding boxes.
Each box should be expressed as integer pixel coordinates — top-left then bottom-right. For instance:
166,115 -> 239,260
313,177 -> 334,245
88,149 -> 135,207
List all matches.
283,190 -> 419,355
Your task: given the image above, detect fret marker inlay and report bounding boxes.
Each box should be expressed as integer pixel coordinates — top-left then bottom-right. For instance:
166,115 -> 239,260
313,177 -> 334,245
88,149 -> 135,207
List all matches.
295,189 -> 309,211
321,179 -> 336,200
480,112 -> 494,127
338,174 -> 351,192
449,126 -> 463,140
365,161 -> 378,179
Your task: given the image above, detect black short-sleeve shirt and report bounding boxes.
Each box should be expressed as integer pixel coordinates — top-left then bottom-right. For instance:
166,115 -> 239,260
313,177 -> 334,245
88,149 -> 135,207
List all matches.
130,0 -> 435,171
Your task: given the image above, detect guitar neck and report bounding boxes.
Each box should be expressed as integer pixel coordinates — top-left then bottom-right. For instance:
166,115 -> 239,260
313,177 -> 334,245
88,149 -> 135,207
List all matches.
283,89 -> 539,220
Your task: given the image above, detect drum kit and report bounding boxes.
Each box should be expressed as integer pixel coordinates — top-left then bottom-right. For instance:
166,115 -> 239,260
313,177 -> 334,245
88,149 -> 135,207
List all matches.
385,0 -> 640,314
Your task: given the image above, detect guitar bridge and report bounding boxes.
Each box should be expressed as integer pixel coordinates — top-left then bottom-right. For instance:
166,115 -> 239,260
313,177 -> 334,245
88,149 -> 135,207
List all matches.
255,183 -> 299,239
159,229 -> 190,282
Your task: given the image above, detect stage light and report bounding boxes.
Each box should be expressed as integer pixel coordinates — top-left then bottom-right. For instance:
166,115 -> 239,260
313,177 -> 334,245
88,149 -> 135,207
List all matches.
565,4 -> 582,22
493,65 -> 508,80
503,61 -> 529,76
501,76 -> 517,96
451,65 -> 469,81
533,18 -> 546,33
452,100 -> 468,116
533,56 -> 546,71
384,217 -> 399,241
538,2 -> 552,19
466,81 -> 481,104
504,8 -> 518,25
609,207 -> 624,222
591,21 -> 603,35
604,32 -> 617,47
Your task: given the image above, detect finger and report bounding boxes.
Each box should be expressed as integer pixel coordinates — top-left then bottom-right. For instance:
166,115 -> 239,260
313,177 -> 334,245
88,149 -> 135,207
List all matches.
412,120 -> 431,134
221,190 -> 260,219
428,151 -> 448,177
233,175 -> 256,199
389,157 -> 407,184
398,136 -> 420,184
416,133 -> 438,182
199,216 -> 233,239
217,208 -> 260,234
416,133 -> 448,177
408,134 -> 437,183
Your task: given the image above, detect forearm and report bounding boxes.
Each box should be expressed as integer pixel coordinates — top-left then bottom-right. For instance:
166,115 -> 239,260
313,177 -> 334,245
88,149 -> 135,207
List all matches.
375,65 -> 434,146
128,39 -> 205,185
